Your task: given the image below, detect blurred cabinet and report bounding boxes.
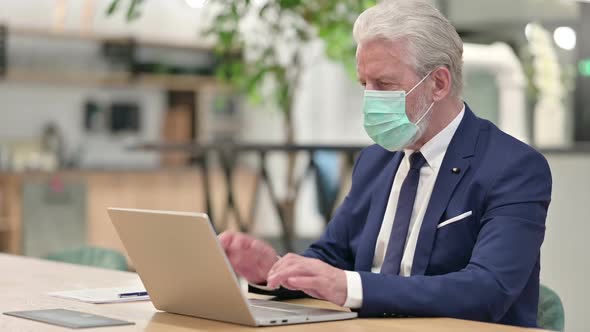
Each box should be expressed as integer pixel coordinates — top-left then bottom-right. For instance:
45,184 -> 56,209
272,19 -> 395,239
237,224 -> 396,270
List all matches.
85,170 -> 204,260
22,179 -> 86,257
0,27 -> 218,91
0,175 -> 20,253
0,168 -> 255,262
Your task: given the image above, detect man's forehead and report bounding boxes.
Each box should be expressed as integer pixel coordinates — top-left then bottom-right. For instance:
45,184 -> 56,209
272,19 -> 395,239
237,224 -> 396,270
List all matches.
357,38 -> 408,56
356,39 -> 411,78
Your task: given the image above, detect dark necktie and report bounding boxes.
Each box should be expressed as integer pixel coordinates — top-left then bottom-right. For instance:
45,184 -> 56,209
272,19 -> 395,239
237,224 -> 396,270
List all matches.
380,152 -> 427,275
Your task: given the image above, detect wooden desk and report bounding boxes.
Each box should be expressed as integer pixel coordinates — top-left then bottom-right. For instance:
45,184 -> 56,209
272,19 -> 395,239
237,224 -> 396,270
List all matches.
0,254 -> 546,331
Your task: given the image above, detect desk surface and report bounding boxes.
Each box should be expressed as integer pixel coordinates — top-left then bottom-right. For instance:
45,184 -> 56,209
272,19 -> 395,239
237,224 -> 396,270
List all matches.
0,254 -> 546,331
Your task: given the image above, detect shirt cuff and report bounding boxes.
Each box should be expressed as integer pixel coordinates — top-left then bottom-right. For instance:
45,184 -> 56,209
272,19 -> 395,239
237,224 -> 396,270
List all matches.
343,271 -> 363,309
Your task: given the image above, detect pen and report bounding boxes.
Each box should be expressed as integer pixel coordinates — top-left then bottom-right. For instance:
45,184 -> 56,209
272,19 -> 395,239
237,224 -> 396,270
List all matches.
118,291 -> 148,298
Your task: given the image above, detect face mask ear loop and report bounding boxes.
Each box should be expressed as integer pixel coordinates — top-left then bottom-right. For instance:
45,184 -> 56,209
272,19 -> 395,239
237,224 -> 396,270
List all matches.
415,102 -> 435,126
406,71 -> 433,96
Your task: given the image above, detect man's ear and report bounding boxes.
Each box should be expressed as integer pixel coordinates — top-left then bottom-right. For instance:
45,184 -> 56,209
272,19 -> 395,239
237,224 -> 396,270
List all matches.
431,67 -> 452,102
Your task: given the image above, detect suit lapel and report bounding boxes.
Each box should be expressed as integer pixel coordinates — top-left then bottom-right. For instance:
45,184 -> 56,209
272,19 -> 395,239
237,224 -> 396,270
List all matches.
354,151 -> 404,272
411,107 -> 481,276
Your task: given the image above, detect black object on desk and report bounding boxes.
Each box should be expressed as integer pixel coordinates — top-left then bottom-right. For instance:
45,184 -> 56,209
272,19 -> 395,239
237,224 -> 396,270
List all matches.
118,291 -> 148,298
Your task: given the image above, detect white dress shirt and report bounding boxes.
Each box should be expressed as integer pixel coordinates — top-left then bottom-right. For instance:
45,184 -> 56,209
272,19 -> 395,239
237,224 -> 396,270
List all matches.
343,105 -> 465,309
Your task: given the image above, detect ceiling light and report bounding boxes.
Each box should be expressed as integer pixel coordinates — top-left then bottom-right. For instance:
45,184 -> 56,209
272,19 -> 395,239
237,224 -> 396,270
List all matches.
553,26 -> 576,50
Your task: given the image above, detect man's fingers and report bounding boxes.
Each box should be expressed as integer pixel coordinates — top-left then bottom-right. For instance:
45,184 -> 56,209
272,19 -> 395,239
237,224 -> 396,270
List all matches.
267,262 -> 299,289
268,255 -> 288,276
267,259 -> 316,289
267,260 -> 301,287
255,255 -> 277,275
218,233 -> 278,285
251,240 -> 277,268
287,276 -> 319,290
250,239 -> 266,252
301,289 -> 323,300
228,234 -> 252,253
270,256 -> 317,281
268,253 -> 300,276
285,277 -> 324,299
279,278 -> 298,291
218,231 -> 235,249
249,241 -> 275,281
280,276 -> 302,290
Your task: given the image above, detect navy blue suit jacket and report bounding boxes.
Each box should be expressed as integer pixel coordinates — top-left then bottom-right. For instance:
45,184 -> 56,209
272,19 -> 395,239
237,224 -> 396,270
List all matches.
298,106 -> 552,327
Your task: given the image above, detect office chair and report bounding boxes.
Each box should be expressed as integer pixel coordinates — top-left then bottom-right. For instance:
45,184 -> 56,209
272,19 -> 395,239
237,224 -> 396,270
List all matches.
45,246 -> 128,271
537,284 -> 565,331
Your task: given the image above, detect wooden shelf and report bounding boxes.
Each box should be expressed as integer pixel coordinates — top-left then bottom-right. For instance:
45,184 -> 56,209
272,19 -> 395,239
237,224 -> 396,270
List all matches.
4,69 -> 218,90
5,69 -> 130,87
1,25 -> 223,90
9,26 -> 214,53
0,218 -> 12,233
137,73 -> 218,90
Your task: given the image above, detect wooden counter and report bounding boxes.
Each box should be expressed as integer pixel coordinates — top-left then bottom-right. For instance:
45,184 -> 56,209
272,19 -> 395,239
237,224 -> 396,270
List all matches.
0,168 -> 257,260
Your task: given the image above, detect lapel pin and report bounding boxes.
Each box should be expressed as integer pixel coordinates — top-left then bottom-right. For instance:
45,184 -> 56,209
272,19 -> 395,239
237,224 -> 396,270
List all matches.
452,167 -> 461,174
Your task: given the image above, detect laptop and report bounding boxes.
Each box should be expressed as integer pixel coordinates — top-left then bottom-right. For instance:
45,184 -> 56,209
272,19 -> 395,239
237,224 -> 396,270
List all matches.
107,208 -> 357,326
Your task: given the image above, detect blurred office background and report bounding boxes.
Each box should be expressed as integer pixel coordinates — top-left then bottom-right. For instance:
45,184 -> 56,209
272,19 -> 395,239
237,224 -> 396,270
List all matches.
0,0 -> 587,330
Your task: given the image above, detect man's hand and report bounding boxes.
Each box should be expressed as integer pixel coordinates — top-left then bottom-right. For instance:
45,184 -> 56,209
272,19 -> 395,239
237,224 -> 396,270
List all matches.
266,254 -> 347,306
218,231 -> 278,285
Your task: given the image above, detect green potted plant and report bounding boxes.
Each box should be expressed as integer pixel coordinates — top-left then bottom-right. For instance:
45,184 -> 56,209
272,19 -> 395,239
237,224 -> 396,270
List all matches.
107,0 -> 374,244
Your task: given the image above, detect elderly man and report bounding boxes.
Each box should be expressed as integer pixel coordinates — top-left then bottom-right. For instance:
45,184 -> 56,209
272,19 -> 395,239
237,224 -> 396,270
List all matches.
220,0 -> 552,328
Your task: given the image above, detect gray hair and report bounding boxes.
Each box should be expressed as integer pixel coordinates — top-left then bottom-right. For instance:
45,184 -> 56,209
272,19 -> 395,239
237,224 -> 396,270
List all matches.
353,0 -> 464,96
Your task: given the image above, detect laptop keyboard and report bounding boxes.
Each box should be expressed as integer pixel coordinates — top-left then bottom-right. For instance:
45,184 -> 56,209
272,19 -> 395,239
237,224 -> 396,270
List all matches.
249,306 -> 302,318
248,299 -> 305,317
248,299 -> 355,324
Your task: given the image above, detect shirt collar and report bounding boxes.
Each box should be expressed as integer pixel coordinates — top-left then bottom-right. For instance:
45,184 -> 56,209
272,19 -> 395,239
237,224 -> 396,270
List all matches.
404,103 -> 465,170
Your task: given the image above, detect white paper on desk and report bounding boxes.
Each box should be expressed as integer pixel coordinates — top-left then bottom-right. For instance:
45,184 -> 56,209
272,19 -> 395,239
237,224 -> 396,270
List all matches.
48,287 -> 150,304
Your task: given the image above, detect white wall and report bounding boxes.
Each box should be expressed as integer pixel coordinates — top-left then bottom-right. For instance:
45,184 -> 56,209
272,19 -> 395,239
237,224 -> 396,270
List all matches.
0,0 -> 578,40
0,2 -> 586,331
448,0 -> 578,28
541,154 -> 590,332
0,0 -> 366,236
0,0 -> 208,46
0,0 -> 201,169
0,82 -> 165,168
293,43 -> 368,145
240,41 -> 369,238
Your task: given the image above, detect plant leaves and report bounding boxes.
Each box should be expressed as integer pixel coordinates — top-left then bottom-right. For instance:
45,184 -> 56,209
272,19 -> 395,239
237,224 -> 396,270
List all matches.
107,0 -> 121,15
107,0 -> 377,114
126,0 -> 143,21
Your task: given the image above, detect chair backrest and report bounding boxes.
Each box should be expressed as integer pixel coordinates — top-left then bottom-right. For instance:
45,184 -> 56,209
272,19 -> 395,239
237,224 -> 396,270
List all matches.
538,284 -> 565,331
45,246 -> 128,271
